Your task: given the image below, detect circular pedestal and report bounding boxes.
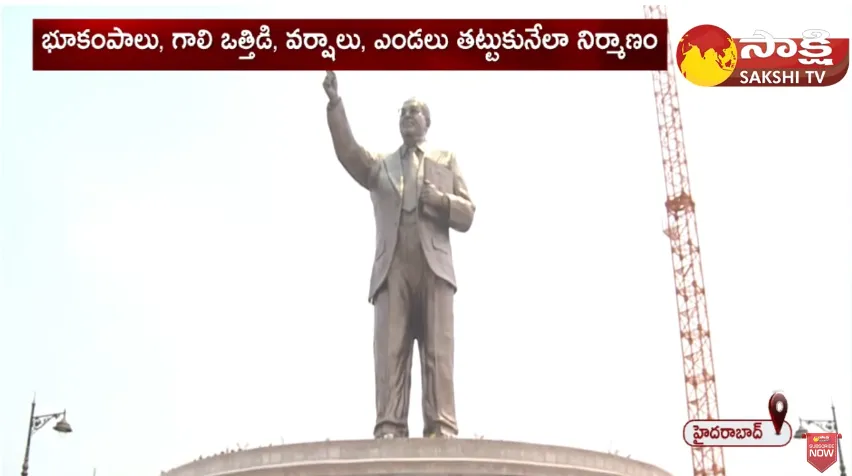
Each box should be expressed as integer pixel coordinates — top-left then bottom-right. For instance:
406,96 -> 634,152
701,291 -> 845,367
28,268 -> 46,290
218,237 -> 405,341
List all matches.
163,439 -> 673,476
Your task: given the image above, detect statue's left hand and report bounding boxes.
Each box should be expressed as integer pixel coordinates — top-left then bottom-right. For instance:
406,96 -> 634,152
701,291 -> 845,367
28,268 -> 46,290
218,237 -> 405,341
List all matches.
421,180 -> 445,208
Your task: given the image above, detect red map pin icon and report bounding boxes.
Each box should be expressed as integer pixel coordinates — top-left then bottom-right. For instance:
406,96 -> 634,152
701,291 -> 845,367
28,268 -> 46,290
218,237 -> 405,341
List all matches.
768,392 -> 788,435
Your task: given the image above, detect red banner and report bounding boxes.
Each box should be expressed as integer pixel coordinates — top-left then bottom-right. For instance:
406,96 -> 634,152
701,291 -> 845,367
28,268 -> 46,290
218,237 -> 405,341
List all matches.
32,19 -> 667,71
805,432 -> 841,473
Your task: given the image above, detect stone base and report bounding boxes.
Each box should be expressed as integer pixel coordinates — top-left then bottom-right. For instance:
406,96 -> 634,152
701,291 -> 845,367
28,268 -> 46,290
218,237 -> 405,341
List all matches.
164,439 -> 673,476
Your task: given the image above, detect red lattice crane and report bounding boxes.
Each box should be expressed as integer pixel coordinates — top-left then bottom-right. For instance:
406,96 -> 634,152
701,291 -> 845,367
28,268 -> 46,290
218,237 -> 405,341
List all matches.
643,6 -> 726,476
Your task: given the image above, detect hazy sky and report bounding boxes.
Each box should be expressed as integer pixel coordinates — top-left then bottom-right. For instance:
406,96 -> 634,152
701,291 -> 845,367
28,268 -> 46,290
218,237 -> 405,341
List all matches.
1,3 -> 850,476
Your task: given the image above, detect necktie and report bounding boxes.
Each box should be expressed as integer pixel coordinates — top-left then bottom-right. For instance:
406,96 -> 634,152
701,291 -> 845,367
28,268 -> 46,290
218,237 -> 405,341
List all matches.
401,147 -> 419,211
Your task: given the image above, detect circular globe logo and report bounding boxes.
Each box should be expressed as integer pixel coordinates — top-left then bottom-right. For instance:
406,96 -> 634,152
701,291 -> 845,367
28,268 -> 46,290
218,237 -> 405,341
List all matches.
677,24 -> 739,87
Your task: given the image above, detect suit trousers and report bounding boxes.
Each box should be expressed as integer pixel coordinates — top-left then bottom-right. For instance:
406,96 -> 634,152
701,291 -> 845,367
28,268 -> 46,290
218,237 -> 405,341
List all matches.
373,209 -> 457,438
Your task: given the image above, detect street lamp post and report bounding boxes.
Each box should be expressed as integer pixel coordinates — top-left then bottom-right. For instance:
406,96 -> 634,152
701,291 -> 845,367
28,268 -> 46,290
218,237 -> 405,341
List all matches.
20,398 -> 73,476
794,403 -> 846,476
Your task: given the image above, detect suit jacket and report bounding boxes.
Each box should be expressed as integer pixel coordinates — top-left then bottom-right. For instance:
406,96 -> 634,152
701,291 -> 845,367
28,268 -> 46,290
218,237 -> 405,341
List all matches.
326,97 -> 476,302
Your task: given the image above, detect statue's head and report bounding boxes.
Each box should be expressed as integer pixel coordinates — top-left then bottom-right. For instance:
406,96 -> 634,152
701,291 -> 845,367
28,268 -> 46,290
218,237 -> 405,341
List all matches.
399,98 -> 430,143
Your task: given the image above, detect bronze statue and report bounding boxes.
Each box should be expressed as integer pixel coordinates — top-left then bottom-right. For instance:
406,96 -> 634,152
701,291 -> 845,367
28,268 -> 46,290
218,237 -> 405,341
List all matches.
323,71 -> 475,439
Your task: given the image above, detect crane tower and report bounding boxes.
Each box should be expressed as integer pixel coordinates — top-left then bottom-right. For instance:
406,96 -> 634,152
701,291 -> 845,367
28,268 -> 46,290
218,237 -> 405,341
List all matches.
643,6 -> 726,476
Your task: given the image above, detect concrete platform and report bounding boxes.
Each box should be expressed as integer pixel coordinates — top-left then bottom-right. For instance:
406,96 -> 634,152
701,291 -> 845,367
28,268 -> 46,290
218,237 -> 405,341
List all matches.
162,439 -> 673,476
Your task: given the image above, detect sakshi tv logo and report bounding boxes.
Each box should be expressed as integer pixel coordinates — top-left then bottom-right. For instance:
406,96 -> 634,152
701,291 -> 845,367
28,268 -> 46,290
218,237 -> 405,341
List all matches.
676,24 -> 849,87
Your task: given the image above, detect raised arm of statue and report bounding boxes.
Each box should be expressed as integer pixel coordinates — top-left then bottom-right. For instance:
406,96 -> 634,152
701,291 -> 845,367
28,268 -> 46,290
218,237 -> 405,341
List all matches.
324,71 -> 381,190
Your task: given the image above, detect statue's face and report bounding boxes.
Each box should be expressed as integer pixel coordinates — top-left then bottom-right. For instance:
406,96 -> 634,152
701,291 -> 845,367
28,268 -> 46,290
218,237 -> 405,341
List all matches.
399,100 -> 428,139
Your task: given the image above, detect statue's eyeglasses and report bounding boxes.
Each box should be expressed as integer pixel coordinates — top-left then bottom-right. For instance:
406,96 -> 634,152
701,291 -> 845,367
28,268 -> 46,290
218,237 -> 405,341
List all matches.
399,106 -> 424,117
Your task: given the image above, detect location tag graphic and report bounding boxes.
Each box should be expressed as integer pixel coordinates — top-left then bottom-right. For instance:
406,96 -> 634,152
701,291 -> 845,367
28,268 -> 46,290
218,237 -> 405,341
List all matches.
768,392 -> 788,435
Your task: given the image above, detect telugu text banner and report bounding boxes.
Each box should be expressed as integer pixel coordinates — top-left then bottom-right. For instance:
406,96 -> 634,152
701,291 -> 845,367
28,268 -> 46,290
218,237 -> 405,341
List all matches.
33,19 -> 667,71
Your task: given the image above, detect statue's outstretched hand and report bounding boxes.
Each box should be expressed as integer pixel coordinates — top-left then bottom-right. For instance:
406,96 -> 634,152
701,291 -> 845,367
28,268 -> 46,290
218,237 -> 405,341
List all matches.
323,70 -> 339,101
